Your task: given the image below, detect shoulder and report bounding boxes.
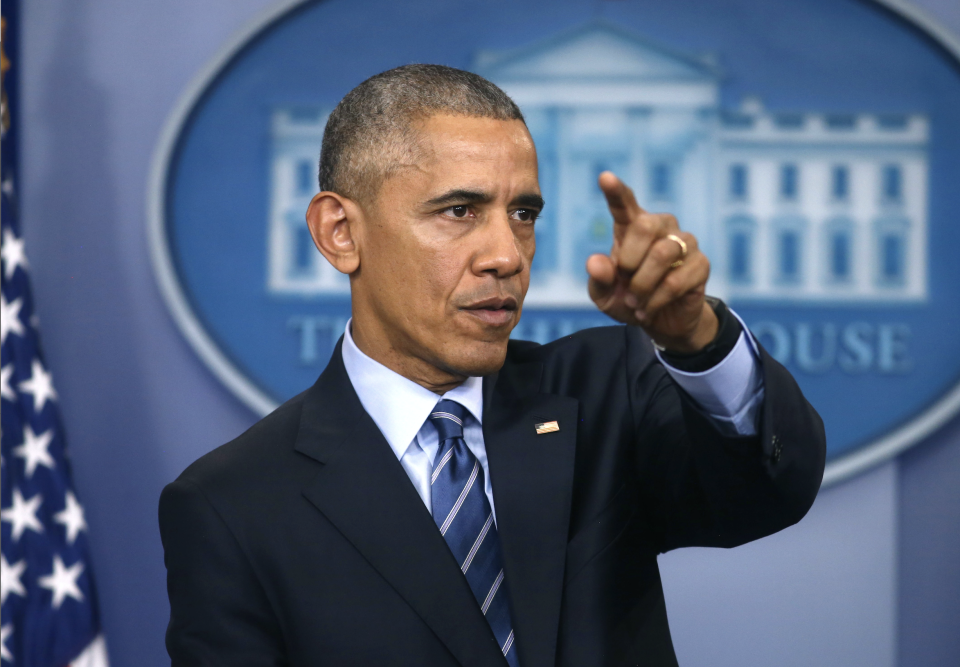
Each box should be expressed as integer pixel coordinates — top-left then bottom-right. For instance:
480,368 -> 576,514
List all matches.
506,324 -> 658,368
503,324 -> 661,392
168,388 -> 312,498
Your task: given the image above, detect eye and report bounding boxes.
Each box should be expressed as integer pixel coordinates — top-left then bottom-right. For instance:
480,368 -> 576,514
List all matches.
443,205 -> 471,219
511,208 -> 539,223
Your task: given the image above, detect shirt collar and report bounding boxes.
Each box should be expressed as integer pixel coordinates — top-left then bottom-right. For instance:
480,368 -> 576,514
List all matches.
341,319 -> 484,460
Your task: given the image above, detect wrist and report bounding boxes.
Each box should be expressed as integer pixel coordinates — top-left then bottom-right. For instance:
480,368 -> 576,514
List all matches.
657,298 -> 744,372
652,301 -> 718,354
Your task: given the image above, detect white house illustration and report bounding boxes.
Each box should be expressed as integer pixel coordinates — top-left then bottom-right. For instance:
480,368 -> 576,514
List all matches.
267,21 -> 928,305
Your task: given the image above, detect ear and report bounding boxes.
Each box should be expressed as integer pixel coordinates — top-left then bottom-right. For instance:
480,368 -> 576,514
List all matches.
305,192 -> 361,275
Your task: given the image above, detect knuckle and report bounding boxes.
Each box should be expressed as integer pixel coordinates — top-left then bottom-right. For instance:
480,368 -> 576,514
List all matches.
644,214 -> 665,232
618,242 -> 642,267
636,210 -> 657,226
662,273 -> 683,297
652,242 -> 674,264
632,219 -> 655,239
633,217 -> 652,236
629,272 -> 651,295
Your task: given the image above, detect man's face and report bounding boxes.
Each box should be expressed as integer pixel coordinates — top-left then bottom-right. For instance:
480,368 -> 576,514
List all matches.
350,114 -> 541,385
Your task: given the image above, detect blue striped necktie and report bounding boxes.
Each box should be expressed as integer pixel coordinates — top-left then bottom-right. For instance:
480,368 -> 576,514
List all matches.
429,399 -> 519,666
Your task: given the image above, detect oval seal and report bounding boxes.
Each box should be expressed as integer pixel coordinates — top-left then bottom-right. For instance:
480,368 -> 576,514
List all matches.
149,0 -> 960,485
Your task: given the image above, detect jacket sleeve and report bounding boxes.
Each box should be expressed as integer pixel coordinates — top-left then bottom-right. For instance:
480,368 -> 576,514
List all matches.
159,477 -> 287,666
627,326 -> 826,553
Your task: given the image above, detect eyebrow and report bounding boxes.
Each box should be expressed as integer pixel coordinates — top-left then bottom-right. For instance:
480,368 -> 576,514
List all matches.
423,189 -> 545,211
513,193 -> 545,211
424,189 -> 493,208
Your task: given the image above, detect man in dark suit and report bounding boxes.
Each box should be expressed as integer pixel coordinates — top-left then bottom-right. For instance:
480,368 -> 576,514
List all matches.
159,64 -> 825,666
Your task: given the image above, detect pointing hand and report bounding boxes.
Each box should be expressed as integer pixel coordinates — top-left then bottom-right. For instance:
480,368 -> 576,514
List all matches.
586,172 -> 717,353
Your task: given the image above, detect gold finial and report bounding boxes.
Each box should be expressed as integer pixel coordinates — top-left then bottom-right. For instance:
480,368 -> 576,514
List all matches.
1,18 -> 9,82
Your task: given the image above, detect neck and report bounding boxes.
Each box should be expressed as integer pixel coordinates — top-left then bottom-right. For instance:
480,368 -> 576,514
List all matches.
349,317 -> 466,395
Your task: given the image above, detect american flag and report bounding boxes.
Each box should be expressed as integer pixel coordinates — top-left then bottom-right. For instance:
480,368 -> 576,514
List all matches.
1,3 -> 108,665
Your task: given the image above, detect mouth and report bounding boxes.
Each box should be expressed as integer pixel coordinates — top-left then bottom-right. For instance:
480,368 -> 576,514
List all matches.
460,296 -> 519,327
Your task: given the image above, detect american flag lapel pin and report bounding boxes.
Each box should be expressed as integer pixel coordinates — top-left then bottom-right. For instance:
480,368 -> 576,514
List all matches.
535,420 -> 559,435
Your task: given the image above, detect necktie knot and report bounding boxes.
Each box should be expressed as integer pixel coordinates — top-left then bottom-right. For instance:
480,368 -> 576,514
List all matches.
429,399 -> 466,442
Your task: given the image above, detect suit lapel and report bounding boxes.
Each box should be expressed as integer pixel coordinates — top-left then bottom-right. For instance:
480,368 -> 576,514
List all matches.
295,345 -> 507,667
483,360 -> 579,667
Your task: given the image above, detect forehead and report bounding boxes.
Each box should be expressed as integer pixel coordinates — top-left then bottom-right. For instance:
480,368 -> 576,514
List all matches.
414,115 -> 538,178
368,114 -> 540,208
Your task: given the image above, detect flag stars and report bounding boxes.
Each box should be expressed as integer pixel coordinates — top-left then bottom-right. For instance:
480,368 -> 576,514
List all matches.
1,488 -> 44,541
0,364 -> 14,402
54,491 -> 88,545
1,227 -> 27,279
18,359 -> 58,413
13,424 -> 56,478
0,624 -> 11,662
1,554 -> 27,604
2,72 -> 104,656
38,555 -> 85,609
0,293 -> 24,344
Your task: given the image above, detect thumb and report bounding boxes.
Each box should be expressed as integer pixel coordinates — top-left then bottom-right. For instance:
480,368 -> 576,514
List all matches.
586,253 -> 618,306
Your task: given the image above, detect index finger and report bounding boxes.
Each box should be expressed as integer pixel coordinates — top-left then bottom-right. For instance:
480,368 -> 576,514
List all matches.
598,171 -> 646,229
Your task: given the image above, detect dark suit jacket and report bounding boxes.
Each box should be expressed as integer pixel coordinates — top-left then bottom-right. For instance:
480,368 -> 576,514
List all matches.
159,325 -> 825,666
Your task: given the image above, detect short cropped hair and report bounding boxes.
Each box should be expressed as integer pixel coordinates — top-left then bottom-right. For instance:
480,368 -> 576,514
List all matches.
318,64 -> 525,204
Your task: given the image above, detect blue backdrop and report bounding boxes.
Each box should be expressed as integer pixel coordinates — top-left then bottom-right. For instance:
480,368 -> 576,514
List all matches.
165,0 -> 960,462
14,0 -> 960,665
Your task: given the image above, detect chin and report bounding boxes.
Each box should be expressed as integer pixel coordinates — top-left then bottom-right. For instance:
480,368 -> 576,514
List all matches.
443,338 -> 510,378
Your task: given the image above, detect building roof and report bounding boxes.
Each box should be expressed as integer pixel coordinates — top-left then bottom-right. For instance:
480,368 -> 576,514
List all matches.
473,20 -> 721,83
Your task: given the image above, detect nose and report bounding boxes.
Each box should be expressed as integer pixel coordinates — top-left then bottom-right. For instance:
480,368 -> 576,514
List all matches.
474,212 -> 525,279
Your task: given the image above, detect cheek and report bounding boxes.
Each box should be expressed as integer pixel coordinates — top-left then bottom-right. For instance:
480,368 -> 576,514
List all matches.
419,251 -> 468,308
380,241 -> 463,317
524,230 -> 537,260
517,231 -> 536,271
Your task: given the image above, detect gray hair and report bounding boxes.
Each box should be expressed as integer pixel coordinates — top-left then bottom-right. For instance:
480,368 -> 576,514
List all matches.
318,64 -> 525,203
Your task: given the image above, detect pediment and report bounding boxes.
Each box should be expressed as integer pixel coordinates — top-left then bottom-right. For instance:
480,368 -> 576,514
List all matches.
474,21 -> 719,83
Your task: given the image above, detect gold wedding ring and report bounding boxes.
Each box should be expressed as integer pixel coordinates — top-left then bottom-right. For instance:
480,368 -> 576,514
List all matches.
666,234 -> 688,268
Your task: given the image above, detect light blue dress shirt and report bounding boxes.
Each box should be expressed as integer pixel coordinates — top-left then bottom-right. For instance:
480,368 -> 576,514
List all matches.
341,314 -> 764,522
